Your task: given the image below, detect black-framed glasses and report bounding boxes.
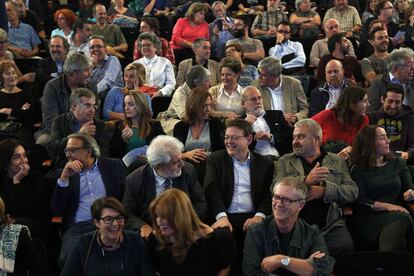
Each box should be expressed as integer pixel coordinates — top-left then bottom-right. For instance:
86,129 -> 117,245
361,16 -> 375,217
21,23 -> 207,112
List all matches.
64,147 -> 84,155
100,215 -> 125,225
224,135 -> 246,142
272,195 -> 303,207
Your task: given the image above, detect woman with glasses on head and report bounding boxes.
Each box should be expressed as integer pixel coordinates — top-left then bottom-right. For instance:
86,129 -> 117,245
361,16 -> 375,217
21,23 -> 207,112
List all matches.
225,43 -> 259,88
147,188 -> 235,276
61,196 -> 154,275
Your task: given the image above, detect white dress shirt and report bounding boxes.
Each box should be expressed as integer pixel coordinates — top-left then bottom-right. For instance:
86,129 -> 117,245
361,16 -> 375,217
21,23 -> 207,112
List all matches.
267,78 -> 285,111
216,83 -> 244,114
269,40 -> 306,69
251,112 -> 279,156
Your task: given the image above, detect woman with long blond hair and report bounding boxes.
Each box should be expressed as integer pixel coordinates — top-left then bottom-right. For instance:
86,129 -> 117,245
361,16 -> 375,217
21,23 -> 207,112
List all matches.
147,188 -> 235,276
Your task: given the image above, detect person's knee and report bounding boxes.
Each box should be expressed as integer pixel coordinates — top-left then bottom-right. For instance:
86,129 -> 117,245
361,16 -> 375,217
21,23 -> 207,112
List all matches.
325,227 -> 354,258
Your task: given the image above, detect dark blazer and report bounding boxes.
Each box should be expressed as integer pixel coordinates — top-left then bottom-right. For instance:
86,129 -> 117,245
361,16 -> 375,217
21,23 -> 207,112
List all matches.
47,112 -> 110,161
242,110 -> 293,156
203,150 -> 274,219
123,162 -> 207,231
173,117 -> 225,152
110,120 -> 165,158
36,57 -> 58,90
51,157 -> 126,229
309,80 -> 350,117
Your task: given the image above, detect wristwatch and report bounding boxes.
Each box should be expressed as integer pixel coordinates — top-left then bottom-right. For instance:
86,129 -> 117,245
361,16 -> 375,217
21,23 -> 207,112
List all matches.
280,256 -> 291,267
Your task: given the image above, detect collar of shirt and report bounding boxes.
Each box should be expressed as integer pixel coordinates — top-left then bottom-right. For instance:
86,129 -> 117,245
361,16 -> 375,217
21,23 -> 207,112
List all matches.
143,55 -> 158,65
389,72 -> 401,84
328,79 -> 345,91
232,151 -> 251,166
79,159 -> 98,176
218,83 -> 243,97
152,167 -> 171,188
8,22 -> 21,28
266,76 -> 283,92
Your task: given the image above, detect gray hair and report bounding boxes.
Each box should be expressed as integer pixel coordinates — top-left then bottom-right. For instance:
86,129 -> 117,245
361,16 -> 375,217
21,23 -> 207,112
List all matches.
387,48 -> 414,72
63,52 -> 90,75
137,32 -> 161,51
192,38 -> 209,51
0,28 -> 7,42
294,119 -> 323,141
67,133 -> 101,158
69,88 -> 95,108
147,135 -> 184,167
258,57 -> 282,77
211,1 -> 226,9
241,86 -> 260,105
50,35 -> 70,53
272,177 -> 308,201
186,65 -> 210,89
295,0 -> 305,10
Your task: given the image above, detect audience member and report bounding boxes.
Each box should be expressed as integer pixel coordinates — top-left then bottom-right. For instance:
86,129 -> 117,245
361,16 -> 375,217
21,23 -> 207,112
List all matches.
148,188 -> 236,275
252,56 -> 309,126
5,0 -> 41,58
323,0 -> 361,37
362,0 -> 378,24
51,8 -> 76,41
52,133 -> 125,267
123,135 -> 207,237
61,197 -> 154,275
204,118 -> 274,274
69,18 -> 92,54
133,16 -> 175,64
209,1 -> 234,60
226,15 -> 265,64
243,177 -> 335,275
367,48 -> 414,112
310,60 -> 351,117
275,119 -> 357,258
134,32 -> 176,97
225,43 -> 259,88
170,2 -> 209,64
36,52 -> 96,145
176,39 -> 220,88
251,0 -> 287,38
268,21 -> 306,74
242,86 -> 293,157
368,84 -> 414,161
13,0 -> 45,39
209,57 -> 244,119
289,0 -> 321,39
108,0 -> 138,21
309,19 -> 356,67
350,125 -> 414,251
401,4 -> 414,49
92,4 -> 128,56
158,66 -> 211,135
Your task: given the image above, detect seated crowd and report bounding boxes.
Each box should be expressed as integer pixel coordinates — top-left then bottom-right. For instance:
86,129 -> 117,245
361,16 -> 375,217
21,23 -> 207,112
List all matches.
2,0 -> 414,275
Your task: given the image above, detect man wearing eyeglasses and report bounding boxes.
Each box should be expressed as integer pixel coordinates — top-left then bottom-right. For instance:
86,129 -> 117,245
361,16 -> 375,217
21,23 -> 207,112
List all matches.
47,88 -> 110,166
52,133 -> 126,268
204,118 -> 274,274
243,177 -> 335,275
274,118 -> 358,259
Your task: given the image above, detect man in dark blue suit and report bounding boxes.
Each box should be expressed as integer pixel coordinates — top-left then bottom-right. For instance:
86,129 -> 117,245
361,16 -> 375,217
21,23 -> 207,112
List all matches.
51,133 -> 125,267
123,135 -> 207,238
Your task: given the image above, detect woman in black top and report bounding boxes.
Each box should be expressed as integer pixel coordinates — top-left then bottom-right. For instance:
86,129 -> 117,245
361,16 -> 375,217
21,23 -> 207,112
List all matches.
148,188 -> 236,276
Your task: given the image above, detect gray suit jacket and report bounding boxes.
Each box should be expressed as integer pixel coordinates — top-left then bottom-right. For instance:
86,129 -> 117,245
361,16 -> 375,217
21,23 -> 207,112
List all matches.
251,75 -> 309,120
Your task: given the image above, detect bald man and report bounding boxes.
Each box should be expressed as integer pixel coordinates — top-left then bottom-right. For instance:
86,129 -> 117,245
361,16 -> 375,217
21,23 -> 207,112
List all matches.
309,60 -> 352,116
309,19 -> 356,67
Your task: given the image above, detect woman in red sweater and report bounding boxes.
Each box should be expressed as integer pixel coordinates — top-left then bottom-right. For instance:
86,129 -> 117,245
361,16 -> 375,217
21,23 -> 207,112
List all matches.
312,86 -> 370,160
170,2 -> 209,64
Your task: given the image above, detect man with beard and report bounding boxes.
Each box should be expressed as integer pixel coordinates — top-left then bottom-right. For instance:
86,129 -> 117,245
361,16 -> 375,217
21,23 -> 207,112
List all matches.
243,177 -> 335,276
242,86 -> 293,158
317,32 -> 362,84
368,47 -> 414,112
37,35 -> 69,89
268,21 -> 306,74
123,135 -> 207,238
89,35 -> 123,96
274,118 -> 358,259
204,118 -> 274,274
69,18 -> 93,56
52,133 -> 125,267
226,15 -> 265,64
368,84 -> 414,161
323,0 -> 361,37
309,60 -> 351,117
361,27 -> 390,85
251,0 -> 287,37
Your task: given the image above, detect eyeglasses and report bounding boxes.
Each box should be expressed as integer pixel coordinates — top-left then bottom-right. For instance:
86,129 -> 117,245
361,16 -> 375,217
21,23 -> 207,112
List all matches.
272,195 -> 303,207
64,147 -> 84,155
224,135 -> 246,142
100,215 -> 125,225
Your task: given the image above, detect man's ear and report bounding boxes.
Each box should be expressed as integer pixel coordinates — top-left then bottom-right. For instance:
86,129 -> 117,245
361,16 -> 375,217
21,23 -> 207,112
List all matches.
380,96 -> 386,104
93,219 -> 100,229
297,200 -> 305,212
247,134 -> 253,145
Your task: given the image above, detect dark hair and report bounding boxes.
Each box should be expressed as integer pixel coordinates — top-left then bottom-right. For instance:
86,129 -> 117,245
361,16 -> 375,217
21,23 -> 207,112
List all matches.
332,86 -> 367,127
382,83 -> 405,100
140,16 -> 160,36
0,139 -> 22,173
123,91 -> 152,138
374,0 -> 390,16
225,118 -> 252,137
351,125 -> 394,168
277,20 -> 291,29
369,26 -> 386,40
234,15 -> 251,28
0,197 -> 14,225
50,35 -> 70,53
73,18 -> 89,32
220,57 -> 242,74
367,19 -> 383,32
404,4 -> 414,26
91,197 -> 126,220
225,43 -> 244,58
185,89 -> 212,125
327,32 -> 344,53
